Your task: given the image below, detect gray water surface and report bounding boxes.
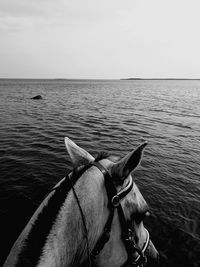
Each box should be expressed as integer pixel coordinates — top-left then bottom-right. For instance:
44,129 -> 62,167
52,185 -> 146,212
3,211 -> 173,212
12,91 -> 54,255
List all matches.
0,79 -> 199,266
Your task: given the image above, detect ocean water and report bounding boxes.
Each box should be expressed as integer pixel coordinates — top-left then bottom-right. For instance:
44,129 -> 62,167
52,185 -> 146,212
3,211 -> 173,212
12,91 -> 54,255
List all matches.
0,79 -> 199,266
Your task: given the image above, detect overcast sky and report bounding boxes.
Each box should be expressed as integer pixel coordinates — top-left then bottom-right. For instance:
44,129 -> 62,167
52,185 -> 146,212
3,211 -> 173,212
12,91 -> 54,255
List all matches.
0,0 -> 200,79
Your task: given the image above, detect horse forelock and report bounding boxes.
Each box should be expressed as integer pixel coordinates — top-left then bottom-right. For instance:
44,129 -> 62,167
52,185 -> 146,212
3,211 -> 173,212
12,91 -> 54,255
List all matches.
95,151 -> 111,162
95,151 -> 121,164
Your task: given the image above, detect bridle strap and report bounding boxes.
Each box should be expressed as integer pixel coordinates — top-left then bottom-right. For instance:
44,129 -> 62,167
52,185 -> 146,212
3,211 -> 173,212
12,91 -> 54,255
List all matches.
68,175 -> 92,267
91,207 -> 115,257
121,228 -> 150,267
90,162 -> 134,259
91,161 -> 118,202
89,162 -> 149,267
66,161 -> 149,267
91,161 -> 134,205
90,162 -> 116,257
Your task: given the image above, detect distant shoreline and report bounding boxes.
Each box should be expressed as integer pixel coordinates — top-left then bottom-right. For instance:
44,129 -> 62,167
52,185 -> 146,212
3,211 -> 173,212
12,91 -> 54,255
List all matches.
0,78 -> 200,81
120,78 -> 200,80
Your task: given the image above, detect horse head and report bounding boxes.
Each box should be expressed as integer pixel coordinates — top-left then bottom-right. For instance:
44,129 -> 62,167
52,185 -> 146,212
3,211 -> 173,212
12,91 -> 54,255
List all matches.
65,137 -> 159,267
3,137 -> 159,267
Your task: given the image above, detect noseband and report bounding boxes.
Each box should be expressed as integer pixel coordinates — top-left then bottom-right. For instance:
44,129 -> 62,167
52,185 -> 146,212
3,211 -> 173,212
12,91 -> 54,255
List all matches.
66,161 -> 150,267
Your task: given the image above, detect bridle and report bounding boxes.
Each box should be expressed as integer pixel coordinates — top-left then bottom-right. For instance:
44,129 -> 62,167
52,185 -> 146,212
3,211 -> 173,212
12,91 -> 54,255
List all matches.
66,160 -> 150,267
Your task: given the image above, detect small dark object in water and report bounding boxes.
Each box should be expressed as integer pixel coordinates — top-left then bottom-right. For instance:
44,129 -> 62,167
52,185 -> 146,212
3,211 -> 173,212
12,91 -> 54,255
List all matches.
31,95 -> 42,100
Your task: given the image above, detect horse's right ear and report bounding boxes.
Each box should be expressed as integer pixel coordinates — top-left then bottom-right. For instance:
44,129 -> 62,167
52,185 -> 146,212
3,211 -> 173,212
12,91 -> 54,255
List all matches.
65,137 -> 95,168
111,142 -> 147,183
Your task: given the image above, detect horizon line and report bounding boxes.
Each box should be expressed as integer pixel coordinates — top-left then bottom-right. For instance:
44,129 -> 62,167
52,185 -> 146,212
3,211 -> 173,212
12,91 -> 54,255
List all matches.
0,77 -> 200,80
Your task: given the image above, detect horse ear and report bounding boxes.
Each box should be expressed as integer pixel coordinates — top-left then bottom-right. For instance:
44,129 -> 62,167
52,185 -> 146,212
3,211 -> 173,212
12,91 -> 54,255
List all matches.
64,137 -> 95,168
111,142 -> 147,183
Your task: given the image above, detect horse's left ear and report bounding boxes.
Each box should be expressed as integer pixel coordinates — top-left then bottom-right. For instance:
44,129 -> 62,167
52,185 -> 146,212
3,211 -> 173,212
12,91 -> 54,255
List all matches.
65,137 -> 95,168
111,142 -> 147,183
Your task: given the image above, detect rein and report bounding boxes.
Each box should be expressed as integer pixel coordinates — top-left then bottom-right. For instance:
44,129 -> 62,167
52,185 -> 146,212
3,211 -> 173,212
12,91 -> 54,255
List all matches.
65,161 -> 150,267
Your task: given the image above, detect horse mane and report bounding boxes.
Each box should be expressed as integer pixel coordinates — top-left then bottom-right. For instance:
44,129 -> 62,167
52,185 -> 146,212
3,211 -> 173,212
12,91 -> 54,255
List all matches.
71,152 -> 110,177
95,151 -> 120,164
94,151 -> 110,162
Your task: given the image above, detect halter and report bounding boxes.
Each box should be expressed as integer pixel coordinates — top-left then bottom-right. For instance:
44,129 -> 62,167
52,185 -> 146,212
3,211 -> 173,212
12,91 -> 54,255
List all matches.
67,161 -> 150,267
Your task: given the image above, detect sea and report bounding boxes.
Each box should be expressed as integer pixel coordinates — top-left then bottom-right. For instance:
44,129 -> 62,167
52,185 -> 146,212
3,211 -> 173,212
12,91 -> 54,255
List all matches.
0,79 -> 199,267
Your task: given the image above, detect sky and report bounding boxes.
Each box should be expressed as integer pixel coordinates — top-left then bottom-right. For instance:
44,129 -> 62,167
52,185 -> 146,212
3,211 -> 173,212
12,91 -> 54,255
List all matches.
0,0 -> 200,79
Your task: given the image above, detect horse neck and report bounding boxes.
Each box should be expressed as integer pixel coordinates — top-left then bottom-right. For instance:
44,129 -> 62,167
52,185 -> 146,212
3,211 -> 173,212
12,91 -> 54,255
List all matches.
38,173 -> 107,267
4,171 -> 108,267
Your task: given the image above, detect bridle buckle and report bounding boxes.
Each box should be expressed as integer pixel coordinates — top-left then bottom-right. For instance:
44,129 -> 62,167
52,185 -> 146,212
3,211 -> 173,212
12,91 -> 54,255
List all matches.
133,252 -> 147,267
123,228 -> 135,244
111,195 -> 120,207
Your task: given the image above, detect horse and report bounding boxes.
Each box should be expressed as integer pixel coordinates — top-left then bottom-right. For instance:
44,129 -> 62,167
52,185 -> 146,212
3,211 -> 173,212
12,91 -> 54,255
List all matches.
3,137 -> 159,267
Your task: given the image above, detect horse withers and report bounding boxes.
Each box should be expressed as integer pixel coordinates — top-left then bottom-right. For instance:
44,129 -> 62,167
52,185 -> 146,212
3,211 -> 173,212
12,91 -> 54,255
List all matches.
4,137 -> 159,267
